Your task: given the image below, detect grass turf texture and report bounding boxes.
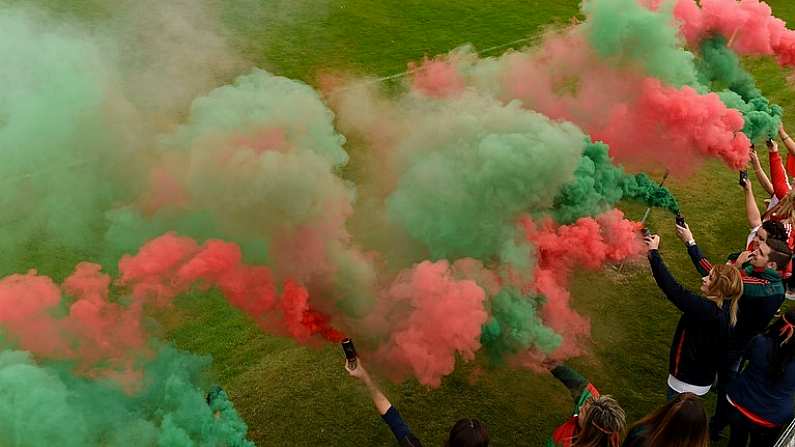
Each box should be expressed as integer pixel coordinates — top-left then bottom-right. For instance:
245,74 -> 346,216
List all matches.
5,0 -> 795,445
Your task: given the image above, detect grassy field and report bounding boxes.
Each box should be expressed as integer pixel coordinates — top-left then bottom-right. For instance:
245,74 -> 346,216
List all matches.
10,0 -> 795,445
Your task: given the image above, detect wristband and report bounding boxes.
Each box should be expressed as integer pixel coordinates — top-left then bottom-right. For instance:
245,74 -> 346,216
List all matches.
686,240 -> 696,247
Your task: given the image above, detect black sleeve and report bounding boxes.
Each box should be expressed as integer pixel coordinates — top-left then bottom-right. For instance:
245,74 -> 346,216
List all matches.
621,426 -> 646,447
382,406 -> 421,446
687,243 -> 713,277
649,250 -> 720,319
551,364 -> 588,405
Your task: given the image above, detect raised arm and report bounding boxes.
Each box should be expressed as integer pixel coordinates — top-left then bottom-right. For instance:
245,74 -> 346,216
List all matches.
346,362 -> 417,445
551,364 -> 589,405
779,124 -> 795,158
646,236 -> 719,318
743,177 -> 763,229
347,362 -> 392,415
768,140 -> 791,200
749,149 -> 775,196
675,223 -> 712,277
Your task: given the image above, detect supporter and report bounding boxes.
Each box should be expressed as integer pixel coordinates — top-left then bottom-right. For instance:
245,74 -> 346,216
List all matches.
645,233 -> 742,400
726,310 -> 795,447
344,360 -> 489,447
742,176 -> 795,302
741,178 -> 787,250
621,393 -> 708,447
678,224 -> 788,355
676,223 -> 789,438
547,362 -> 626,447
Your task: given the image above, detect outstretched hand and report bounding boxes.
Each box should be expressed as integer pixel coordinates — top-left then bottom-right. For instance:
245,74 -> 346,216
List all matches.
675,223 -> 694,244
740,175 -> 752,192
345,360 -> 369,381
644,234 -> 660,251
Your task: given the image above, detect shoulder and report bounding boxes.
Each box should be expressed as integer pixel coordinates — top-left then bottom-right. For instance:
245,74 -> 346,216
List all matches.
622,425 -> 648,446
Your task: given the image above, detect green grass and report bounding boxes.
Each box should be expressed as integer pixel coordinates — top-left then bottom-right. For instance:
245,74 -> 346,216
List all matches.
9,0 -> 795,445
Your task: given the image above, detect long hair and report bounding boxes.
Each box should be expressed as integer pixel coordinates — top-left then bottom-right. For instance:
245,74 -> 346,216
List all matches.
764,189 -> 795,223
704,263 -> 743,327
626,393 -> 708,447
445,419 -> 488,447
573,396 -> 626,447
765,309 -> 795,381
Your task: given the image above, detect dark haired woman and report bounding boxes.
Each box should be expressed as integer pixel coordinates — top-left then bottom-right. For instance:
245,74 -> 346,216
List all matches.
726,310 -> 795,446
621,393 -> 708,447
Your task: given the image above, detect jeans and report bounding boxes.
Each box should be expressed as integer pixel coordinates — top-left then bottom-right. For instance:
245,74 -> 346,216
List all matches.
727,404 -> 781,447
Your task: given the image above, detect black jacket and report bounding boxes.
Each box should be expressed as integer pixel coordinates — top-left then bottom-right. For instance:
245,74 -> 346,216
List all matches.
649,250 -> 731,386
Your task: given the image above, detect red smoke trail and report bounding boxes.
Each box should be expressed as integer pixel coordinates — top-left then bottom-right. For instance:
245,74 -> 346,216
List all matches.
118,233 -> 345,343
372,260 -> 488,387
654,0 -> 795,67
594,78 -> 751,170
0,233 -> 344,381
522,210 -> 645,357
500,31 -> 750,171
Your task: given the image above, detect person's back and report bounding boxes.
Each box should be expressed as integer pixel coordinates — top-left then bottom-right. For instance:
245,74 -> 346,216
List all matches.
726,310 -> 795,445
729,332 -> 795,425
622,393 -> 708,447
669,302 -> 730,387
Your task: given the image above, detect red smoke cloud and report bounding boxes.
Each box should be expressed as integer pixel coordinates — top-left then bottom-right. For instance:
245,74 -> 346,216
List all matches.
0,264 -> 145,377
595,78 -> 750,170
500,31 -> 750,171
664,0 -> 795,67
523,210 -> 645,357
374,260 -> 488,387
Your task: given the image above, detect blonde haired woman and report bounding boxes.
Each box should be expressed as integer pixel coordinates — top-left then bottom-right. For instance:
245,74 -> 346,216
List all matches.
645,233 -> 743,400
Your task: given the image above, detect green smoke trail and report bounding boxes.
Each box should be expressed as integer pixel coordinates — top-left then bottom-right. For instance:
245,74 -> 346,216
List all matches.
0,346 -> 252,447
553,141 -> 679,223
480,289 -> 561,364
697,37 -> 783,141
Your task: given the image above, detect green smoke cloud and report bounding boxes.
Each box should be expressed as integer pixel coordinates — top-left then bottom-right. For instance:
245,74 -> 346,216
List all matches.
480,289 -> 561,363
386,93 -> 585,261
0,346 -> 252,447
553,141 -> 679,223
697,37 -> 783,141
582,0 -> 699,87
0,9 -> 139,274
